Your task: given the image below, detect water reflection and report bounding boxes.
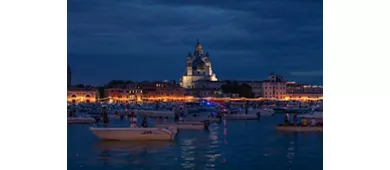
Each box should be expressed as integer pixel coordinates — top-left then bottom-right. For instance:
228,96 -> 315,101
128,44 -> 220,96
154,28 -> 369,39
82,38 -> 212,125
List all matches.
95,141 -> 174,166
180,138 -> 197,169
68,115 -> 323,170
284,132 -> 298,169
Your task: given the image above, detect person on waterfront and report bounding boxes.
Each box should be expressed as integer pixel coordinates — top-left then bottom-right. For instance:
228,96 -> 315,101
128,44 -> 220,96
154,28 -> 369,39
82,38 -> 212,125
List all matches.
284,113 -> 290,125
164,116 -> 168,122
157,116 -> 162,123
141,117 -> 148,128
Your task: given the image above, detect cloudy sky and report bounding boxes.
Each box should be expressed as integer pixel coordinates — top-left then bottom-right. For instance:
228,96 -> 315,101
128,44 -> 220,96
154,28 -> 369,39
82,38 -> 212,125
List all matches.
68,0 -> 323,86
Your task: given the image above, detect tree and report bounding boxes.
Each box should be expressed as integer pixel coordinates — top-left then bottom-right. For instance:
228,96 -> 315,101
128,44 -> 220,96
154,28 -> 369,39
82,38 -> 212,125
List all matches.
75,84 -> 85,88
239,83 -> 254,98
221,82 -> 254,98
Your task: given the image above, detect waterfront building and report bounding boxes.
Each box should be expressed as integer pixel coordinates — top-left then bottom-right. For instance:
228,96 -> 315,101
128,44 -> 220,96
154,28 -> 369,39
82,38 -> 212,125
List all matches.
67,86 -> 97,103
185,88 -> 221,98
261,73 -> 287,99
286,82 -> 323,100
126,83 -> 143,102
180,40 -> 218,89
140,81 -> 185,101
105,84 -> 131,103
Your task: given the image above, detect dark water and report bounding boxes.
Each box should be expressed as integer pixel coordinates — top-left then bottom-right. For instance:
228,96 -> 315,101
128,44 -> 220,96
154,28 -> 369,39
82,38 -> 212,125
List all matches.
68,115 -> 323,170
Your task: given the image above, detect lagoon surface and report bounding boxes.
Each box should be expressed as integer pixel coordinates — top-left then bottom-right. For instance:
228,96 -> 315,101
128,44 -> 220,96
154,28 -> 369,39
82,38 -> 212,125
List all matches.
68,115 -> 322,170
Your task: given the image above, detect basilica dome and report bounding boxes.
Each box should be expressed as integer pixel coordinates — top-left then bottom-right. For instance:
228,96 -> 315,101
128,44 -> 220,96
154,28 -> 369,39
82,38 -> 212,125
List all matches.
192,56 -> 206,71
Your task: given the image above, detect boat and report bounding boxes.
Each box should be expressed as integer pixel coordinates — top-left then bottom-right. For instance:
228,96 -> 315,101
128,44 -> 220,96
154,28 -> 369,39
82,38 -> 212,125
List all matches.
275,125 -> 323,132
225,114 -> 259,120
67,117 -> 96,124
134,110 -> 174,118
90,127 -> 178,141
154,121 -> 209,130
183,116 -> 221,122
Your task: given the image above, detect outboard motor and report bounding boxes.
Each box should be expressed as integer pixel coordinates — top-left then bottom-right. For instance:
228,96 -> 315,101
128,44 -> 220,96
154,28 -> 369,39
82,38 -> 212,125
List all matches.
203,120 -> 210,130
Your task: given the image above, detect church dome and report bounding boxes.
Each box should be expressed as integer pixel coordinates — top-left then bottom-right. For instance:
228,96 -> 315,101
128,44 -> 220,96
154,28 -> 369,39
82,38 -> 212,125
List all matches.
192,56 -> 206,71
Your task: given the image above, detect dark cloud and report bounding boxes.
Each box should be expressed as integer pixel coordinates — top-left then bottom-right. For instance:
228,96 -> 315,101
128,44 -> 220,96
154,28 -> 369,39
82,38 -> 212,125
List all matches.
68,0 -> 323,85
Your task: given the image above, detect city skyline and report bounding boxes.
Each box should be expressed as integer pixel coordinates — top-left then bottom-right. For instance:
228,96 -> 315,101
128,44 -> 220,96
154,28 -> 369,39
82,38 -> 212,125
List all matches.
68,0 -> 323,86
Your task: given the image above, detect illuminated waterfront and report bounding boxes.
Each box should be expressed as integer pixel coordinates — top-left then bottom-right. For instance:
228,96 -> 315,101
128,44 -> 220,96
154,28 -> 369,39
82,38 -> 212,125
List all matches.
68,115 -> 322,170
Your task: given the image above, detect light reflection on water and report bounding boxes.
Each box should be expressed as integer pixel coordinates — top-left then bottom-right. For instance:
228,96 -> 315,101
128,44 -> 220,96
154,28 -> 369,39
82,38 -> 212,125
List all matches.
68,115 -> 323,170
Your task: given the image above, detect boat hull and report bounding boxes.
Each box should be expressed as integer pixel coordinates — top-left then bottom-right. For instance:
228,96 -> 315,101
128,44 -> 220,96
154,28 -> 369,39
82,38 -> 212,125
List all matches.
67,117 -> 95,124
275,125 -> 323,132
154,122 -> 207,130
225,114 -> 259,120
184,117 -> 221,122
134,110 -> 174,118
90,127 -> 178,141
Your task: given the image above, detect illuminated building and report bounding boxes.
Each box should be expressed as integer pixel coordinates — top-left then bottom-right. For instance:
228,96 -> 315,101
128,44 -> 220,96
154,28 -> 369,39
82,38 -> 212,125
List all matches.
180,40 -> 218,89
67,65 -> 71,87
126,83 -> 143,102
286,83 -> 323,100
67,87 -> 97,103
261,73 -> 287,99
105,84 -> 132,103
141,82 -> 185,101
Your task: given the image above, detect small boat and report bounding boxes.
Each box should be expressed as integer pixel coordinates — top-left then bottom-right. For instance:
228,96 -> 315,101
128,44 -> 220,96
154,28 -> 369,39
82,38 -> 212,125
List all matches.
67,117 -> 96,124
154,121 -> 209,130
183,116 -> 221,122
275,125 -> 323,132
90,127 -> 178,141
225,114 -> 259,120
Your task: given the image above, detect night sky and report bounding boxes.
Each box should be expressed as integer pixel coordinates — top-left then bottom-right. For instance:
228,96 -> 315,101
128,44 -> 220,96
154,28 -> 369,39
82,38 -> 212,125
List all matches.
68,0 -> 323,86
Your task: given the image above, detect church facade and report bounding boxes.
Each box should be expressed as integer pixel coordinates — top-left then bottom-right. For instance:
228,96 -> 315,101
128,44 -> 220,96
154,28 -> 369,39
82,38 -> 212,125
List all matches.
180,40 -> 218,88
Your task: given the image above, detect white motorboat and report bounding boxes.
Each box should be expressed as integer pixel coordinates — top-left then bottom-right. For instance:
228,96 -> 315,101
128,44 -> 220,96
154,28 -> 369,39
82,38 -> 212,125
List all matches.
154,121 -> 209,130
67,117 -> 96,124
90,127 -> 178,141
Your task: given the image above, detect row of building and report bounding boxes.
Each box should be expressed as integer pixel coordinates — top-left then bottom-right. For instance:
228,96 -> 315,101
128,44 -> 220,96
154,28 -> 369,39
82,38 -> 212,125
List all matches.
67,77 -> 322,103
67,40 -> 322,103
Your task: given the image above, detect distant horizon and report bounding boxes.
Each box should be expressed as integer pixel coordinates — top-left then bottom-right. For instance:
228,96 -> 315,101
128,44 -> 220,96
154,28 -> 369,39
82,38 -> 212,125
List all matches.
67,77 -> 323,87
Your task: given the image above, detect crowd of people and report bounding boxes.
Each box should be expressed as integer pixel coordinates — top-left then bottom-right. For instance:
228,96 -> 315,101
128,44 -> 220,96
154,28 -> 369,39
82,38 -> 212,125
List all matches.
283,113 -> 323,127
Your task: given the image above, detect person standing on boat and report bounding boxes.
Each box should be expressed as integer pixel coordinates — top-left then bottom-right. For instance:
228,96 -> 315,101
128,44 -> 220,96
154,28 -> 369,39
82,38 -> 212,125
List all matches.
293,114 -> 298,126
101,108 -> 109,128
284,113 -> 290,125
141,117 -> 148,128
245,100 -> 249,115
174,111 -> 179,122
302,118 -> 308,126
310,118 -> 316,126
130,115 -> 138,127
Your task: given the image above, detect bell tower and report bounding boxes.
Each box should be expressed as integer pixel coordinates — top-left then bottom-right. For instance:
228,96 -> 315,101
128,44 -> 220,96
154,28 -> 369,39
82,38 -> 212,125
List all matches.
186,52 -> 193,75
